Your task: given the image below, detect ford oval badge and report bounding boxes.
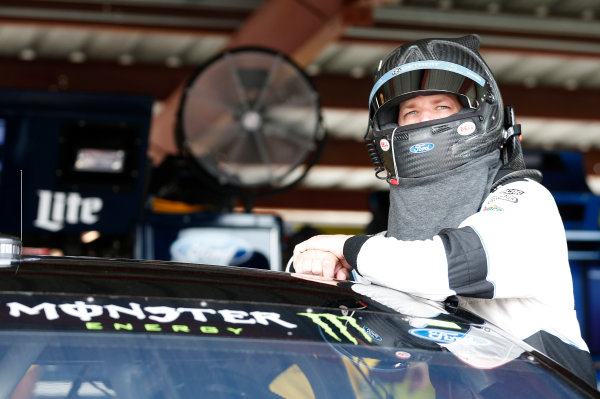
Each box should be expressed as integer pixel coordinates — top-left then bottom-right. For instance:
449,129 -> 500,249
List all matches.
409,143 -> 434,154
364,326 -> 383,341
409,328 -> 465,344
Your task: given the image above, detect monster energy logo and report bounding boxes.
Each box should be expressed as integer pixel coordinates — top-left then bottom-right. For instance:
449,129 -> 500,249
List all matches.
298,313 -> 372,345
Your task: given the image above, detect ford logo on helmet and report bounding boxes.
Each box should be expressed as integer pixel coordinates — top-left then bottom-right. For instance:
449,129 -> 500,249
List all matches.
409,143 -> 434,154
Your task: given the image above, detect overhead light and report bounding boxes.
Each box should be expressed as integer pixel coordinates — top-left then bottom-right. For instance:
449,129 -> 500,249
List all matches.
118,53 -> 135,66
19,48 -> 36,61
69,51 -> 87,64
523,76 -> 537,88
305,64 -> 320,76
350,66 -> 365,78
564,78 -> 579,91
165,55 -> 182,68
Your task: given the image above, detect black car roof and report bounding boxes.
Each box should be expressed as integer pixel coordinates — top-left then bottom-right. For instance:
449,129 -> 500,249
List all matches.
0,255 -> 352,304
0,255 -> 481,323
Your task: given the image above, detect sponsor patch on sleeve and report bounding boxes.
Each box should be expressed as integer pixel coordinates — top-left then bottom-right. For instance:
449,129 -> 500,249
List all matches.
489,194 -> 518,203
500,188 -> 524,196
482,204 -> 504,212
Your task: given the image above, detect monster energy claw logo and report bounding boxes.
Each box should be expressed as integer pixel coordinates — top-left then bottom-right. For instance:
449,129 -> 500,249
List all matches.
298,313 -> 372,345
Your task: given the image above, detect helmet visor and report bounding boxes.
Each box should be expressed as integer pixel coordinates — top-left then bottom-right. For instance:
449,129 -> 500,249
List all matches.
369,61 -> 488,126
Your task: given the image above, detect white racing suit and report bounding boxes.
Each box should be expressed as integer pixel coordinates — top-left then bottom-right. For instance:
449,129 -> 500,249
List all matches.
343,175 -> 597,386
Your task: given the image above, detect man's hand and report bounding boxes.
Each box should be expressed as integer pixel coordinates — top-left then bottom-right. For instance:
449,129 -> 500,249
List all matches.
292,235 -> 353,280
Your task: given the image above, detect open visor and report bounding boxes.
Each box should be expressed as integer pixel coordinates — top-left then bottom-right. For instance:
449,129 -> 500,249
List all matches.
369,61 -> 489,129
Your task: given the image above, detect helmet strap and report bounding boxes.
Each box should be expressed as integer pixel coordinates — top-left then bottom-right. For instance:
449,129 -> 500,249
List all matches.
500,105 -> 526,170
364,123 -> 389,181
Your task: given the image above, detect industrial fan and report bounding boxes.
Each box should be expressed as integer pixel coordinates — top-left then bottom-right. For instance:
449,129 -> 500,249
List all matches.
176,46 -> 326,208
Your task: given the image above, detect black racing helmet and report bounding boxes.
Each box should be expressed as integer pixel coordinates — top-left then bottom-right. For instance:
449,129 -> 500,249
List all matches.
367,35 -> 505,182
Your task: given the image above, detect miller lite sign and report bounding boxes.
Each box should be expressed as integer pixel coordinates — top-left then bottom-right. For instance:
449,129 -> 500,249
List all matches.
34,190 -> 103,232
0,89 -> 153,236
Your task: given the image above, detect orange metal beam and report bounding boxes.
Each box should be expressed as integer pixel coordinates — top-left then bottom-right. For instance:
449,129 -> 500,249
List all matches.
225,0 -> 357,66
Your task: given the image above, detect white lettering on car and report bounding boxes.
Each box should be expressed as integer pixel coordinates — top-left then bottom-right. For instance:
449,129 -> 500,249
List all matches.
178,307 -> 217,322
5,301 -> 298,331
218,309 -> 256,324
250,311 -> 297,328
104,303 -> 146,320
7,302 -> 60,320
144,306 -> 183,323
59,301 -> 103,322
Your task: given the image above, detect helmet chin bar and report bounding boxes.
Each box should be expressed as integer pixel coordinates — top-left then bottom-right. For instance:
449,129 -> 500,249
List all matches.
367,105 -> 491,183
366,104 -> 525,185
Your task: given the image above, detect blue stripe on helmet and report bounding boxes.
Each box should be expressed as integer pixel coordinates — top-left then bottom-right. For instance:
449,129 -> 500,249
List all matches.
369,60 -> 486,106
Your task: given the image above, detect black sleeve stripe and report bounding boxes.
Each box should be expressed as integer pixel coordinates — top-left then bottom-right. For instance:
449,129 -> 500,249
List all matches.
343,235 -> 370,269
438,226 -> 494,299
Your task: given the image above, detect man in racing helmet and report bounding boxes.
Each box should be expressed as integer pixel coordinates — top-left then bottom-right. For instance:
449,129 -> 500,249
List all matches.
293,35 -> 597,386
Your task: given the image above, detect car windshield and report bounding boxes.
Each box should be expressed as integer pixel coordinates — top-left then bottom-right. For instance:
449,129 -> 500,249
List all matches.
0,294 -> 590,399
0,331 -> 588,399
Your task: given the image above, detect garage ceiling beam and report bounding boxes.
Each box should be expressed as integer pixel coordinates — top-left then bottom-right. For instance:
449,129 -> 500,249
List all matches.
0,1 -> 251,33
0,58 -> 594,121
312,74 -> 600,121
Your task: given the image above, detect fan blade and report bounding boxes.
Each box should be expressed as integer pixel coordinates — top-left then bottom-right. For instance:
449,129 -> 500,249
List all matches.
184,87 -> 241,114
225,52 -> 251,111
260,117 -> 317,152
257,74 -> 317,112
185,121 -> 241,158
252,54 -> 283,113
248,129 -> 273,181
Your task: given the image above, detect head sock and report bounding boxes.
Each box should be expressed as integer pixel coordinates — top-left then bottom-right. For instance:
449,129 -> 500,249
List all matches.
387,150 -> 502,240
